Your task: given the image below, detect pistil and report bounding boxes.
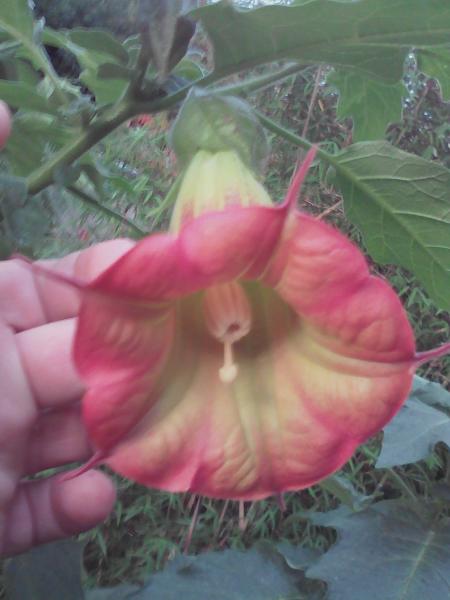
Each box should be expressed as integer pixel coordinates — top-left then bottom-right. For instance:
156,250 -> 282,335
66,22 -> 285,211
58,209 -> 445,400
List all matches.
203,282 -> 252,384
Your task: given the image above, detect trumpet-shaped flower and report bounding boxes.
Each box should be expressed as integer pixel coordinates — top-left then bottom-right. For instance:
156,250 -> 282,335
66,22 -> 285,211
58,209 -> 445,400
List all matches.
54,146 -> 449,500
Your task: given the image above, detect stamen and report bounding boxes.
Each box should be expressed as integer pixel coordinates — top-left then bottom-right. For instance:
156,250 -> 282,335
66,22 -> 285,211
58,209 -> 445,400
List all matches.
203,282 -> 252,384
219,340 -> 238,384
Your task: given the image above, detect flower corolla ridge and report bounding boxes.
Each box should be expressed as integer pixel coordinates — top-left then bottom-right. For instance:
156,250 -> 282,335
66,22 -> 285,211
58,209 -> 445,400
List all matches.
64,147 -> 450,501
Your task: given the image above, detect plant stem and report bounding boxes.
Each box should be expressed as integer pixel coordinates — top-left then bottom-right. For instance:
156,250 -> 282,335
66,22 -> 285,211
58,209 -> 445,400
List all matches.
257,109 -> 344,170
209,63 -> 304,97
27,101 -> 134,195
67,184 -> 147,238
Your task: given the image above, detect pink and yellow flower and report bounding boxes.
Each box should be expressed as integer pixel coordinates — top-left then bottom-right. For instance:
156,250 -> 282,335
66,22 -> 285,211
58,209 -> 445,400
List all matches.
60,145 -> 449,500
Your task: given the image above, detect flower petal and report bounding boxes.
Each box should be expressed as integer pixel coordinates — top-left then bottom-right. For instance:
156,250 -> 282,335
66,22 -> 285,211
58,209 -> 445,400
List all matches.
75,296 -> 175,450
265,211 -> 415,362
93,285 -> 413,500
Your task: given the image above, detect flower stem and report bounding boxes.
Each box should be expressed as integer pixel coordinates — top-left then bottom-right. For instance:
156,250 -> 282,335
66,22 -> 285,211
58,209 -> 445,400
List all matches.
209,63 -> 305,97
414,342 -> 450,366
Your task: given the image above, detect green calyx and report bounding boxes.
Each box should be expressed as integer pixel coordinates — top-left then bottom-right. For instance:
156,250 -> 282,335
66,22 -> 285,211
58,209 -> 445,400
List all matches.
168,88 -> 269,173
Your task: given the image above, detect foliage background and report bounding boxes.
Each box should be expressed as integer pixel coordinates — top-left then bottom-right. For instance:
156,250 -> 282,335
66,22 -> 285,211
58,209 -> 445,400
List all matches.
1,0 -> 450,598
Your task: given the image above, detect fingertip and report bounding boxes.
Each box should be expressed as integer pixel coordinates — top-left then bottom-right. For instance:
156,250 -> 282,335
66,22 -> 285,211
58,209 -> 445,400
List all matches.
52,469 -> 116,534
0,101 -> 12,149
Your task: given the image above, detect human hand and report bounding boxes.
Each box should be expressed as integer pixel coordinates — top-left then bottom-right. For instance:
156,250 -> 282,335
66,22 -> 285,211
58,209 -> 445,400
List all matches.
0,100 -> 134,557
0,240 -> 135,557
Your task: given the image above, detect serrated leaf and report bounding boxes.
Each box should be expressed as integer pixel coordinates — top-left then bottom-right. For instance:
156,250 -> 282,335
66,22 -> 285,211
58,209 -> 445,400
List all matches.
377,382 -> 450,468
306,500 -> 450,600
330,70 -> 403,141
334,141 -> 450,311
0,80 -> 57,113
418,47 -> 450,99
133,547 -> 313,599
5,539 -> 84,600
192,0 -> 450,82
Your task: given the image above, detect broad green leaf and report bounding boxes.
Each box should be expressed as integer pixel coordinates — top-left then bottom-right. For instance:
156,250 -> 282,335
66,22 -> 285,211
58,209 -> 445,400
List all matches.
410,375 -> 450,411
334,141 -> 450,311
192,0 -> 450,83
86,585 -> 141,599
306,500 -> 450,600
131,546 -> 320,599
329,70 -> 403,141
417,47 -> 450,99
0,80 -> 57,113
5,539 -> 84,600
377,379 -> 450,468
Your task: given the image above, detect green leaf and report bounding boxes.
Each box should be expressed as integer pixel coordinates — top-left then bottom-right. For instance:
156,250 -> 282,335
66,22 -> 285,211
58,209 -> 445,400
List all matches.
0,0 -> 33,41
377,379 -> 450,468
5,539 -> 84,600
4,112 -> 75,176
0,80 -> 57,113
97,62 -> 134,81
334,141 -> 450,311
81,69 -> 128,105
69,29 -> 129,65
193,0 -> 450,83
306,500 -> 450,600
132,546 -> 318,599
86,585 -> 141,599
410,375 -> 450,411
42,27 -> 131,104
417,47 -> 450,99
319,474 -> 375,511
146,2 -> 196,80
329,70 -> 404,141
0,1 -> 65,105
172,57 -> 205,81
0,175 -> 50,248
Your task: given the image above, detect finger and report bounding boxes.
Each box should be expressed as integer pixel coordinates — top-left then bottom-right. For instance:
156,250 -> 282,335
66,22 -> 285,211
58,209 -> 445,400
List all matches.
0,323 -> 36,505
0,101 -> 11,149
0,470 -> 115,557
25,405 -> 91,475
1,239 -> 134,330
15,318 -> 84,409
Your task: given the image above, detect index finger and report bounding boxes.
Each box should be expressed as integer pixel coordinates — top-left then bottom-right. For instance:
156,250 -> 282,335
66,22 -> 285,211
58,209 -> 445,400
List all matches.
1,239 -> 134,331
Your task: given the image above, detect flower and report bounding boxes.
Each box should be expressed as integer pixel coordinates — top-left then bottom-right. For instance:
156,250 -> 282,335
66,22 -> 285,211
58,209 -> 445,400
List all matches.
63,145 -> 450,500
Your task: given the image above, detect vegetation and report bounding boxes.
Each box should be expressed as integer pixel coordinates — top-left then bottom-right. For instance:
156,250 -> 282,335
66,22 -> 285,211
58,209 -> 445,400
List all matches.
1,1 -> 450,598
